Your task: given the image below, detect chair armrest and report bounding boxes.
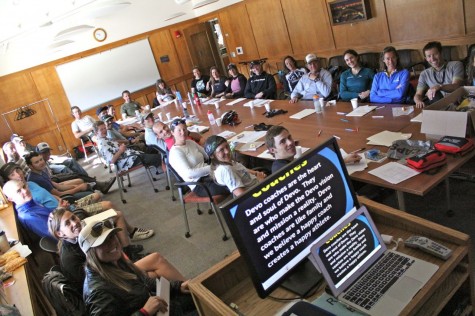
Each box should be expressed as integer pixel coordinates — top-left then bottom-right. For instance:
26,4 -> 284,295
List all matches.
174,181 -> 214,199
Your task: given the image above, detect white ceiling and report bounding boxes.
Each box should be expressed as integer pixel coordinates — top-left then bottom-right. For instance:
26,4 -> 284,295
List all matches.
0,0 -> 242,76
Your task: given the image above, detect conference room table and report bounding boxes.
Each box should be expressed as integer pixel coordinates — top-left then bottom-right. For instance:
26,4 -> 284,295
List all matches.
129,97 -> 474,212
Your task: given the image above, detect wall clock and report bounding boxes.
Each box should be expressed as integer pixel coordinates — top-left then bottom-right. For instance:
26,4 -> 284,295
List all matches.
93,28 -> 107,42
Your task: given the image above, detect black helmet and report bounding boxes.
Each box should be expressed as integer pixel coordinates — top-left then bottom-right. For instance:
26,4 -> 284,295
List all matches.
221,111 -> 241,126
204,135 -> 227,157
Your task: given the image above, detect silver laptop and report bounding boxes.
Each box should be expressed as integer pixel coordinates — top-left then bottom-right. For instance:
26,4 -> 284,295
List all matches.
311,206 -> 438,316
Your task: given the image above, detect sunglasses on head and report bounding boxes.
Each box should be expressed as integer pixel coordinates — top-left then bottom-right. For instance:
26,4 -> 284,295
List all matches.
81,220 -> 114,247
171,119 -> 186,127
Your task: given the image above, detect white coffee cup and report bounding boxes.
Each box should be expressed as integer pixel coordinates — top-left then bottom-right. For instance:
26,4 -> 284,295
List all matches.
249,100 -> 255,109
295,146 -> 303,158
351,98 -> 358,109
145,104 -> 150,111
158,112 -> 163,121
214,102 -> 220,109
319,98 -> 325,108
173,99 -> 178,106
264,102 -> 271,112
166,112 -> 171,121
216,117 -> 223,126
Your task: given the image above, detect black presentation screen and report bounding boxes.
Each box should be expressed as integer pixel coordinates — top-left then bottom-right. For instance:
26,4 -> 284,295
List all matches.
220,137 -> 359,298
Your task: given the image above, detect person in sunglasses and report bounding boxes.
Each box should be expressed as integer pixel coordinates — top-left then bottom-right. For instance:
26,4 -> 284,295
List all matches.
168,119 -> 229,197
79,219 -> 196,316
48,208 -> 184,295
204,136 -> 266,197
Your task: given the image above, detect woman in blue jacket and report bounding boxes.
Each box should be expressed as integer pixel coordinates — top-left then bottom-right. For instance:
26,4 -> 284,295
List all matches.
370,46 -> 410,104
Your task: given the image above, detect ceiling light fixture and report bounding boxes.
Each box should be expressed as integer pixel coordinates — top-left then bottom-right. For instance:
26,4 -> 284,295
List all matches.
54,24 -> 95,40
164,12 -> 186,21
48,40 -> 74,49
192,0 -> 218,9
174,0 -> 191,4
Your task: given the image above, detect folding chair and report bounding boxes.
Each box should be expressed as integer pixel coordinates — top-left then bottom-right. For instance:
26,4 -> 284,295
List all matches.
148,145 -> 176,201
80,135 -> 109,170
113,154 -> 159,204
166,161 -> 229,241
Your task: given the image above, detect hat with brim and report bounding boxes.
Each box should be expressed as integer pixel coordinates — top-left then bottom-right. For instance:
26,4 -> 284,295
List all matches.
249,60 -> 262,68
96,106 -> 108,116
227,63 -> 237,70
0,162 -> 20,180
305,53 -> 318,64
36,142 -> 51,153
204,135 -> 227,157
78,220 -> 122,253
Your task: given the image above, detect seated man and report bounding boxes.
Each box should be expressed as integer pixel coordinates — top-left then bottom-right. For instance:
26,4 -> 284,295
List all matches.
191,67 -> 210,96
152,121 -> 202,151
70,106 -> 96,139
120,90 -> 142,119
414,41 -> 464,108
103,104 -> 143,139
96,105 -> 108,121
103,115 -> 147,152
2,141 -> 30,175
3,180 -> 153,257
25,152 -> 101,200
94,121 -> 160,172
265,126 -> 361,173
244,60 -> 277,99
35,142 -> 115,192
290,53 -> 332,102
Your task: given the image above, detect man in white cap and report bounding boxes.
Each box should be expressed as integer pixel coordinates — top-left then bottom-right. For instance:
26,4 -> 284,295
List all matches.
244,60 -> 277,99
290,53 -> 333,102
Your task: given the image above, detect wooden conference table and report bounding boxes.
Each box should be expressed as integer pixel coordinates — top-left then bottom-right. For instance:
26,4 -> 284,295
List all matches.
131,97 -> 474,211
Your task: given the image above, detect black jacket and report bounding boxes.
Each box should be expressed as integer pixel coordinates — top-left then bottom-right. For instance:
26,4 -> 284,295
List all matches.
244,71 -> 276,99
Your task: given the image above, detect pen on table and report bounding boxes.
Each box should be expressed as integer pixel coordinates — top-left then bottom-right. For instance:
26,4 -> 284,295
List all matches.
317,129 -> 322,137
337,112 -> 347,115
245,124 -> 254,129
350,147 -> 366,154
345,128 -> 357,132
376,106 -> 385,110
372,116 -> 384,119
340,118 -> 349,123
333,135 -> 341,140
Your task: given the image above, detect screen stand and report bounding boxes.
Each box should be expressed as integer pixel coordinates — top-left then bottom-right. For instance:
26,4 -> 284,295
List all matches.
280,258 -> 323,297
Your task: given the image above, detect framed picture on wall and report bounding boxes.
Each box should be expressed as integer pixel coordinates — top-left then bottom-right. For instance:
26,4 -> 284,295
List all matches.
327,0 -> 371,25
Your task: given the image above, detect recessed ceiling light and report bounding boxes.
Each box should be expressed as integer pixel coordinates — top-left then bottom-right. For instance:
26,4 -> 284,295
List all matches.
192,0 -> 218,9
48,40 -> 74,49
175,0 -> 191,4
164,12 -> 186,21
55,24 -> 94,40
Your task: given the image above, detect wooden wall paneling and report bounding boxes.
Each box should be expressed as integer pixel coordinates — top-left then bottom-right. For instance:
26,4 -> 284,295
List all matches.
385,0 -> 464,44
245,0 -> 292,59
149,30 -> 183,81
330,0 -> 390,52
170,23 -> 195,77
464,0 -> 475,35
281,0 -> 335,56
218,3 -> 260,63
0,73 -> 40,110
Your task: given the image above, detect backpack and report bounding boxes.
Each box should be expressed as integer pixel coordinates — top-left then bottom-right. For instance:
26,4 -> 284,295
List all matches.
42,266 -> 86,316
434,136 -> 475,156
406,151 -> 447,174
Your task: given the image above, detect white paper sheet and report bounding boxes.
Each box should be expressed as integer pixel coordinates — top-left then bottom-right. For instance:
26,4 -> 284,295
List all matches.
201,98 -> 220,105
410,112 -> 423,122
156,277 -> 170,316
290,108 -> 315,119
392,106 -> 414,117
243,99 -> 273,107
217,130 -> 236,139
366,131 -> 412,147
421,110 -> 468,137
228,131 -> 266,143
226,98 -> 246,106
340,149 -> 368,175
346,105 -> 377,117
369,162 -> 420,184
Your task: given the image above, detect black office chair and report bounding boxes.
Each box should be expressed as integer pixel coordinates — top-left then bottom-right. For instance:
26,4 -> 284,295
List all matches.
166,161 -> 229,241
359,52 -> 380,73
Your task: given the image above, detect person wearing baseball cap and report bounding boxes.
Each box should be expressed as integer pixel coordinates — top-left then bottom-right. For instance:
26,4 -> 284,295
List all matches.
96,106 -> 108,121
204,135 -> 266,197
244,59 -> 277,99
290,53 -> 333,103
225,63 -> 247,99
10,133 -> 35,156
103,115 -> 147,152
80,220 -> 196,315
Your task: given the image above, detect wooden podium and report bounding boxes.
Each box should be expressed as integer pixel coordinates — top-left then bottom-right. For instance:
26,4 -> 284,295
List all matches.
189,197 -> 474,316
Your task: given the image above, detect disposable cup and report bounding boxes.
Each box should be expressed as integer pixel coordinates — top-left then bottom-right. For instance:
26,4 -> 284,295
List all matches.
264,102 -> 271,112
214,102 -> 220,109
319,98 -> 325,108
216,117 -> 222,126
158,113 -> 163,121
351,98 -> 358,109
295,146 -> 302,158
166,112 -> 171,121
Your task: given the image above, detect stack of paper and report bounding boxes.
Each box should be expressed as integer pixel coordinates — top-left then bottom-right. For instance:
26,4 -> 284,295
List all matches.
187,125 -> 209,133
243,99 -> 272,107
366,131 -> 412,147
217,131 -> 236,139
346,105 -> 377,117
290,109 -> 315,119
226,98 -> 245,106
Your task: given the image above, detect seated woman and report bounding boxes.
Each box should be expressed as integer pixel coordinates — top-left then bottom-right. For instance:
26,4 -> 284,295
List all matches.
153,79 -> 175,107
191,67 -> 210,96
204,136 -> 266,197
79,220 -> 196,315
467,49 -> 475,86
48,208 -> 184,295
370,46 -> 410,104
340,49 -> 374,101
283,55 -> 307,94
225,63 -> 247,98
208,66 -> 228,98
168,119 -> 229,197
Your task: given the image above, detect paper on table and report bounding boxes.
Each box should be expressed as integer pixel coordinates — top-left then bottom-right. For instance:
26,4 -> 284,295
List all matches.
258,149 -> 274,160
346,105 -> 377,117
243,99 -> 272,107
10,242 -> 32,258
392,106 -> 414,117
201,98 -> 220,105
187,125 -> 209,133
366,130 -> 412,147
235,141 -> 265,152
290,109 -> 315,119
228,131 -> 266,143
340,149 -> 367,175
217,130 -> 236,139
421,110 -> 467,137
410,112 -> 423,122
369,162 -> 420,184
226,98 -> 245,105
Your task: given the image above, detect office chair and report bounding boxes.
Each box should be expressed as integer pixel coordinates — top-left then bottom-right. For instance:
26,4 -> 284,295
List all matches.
80,135 -> 109,170
359,52 -> 380,72
166,161 -> 229,241
148,145 -> 176,201
112,154 -> 159,204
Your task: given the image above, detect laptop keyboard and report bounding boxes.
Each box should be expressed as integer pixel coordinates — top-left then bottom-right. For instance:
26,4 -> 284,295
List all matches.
342,252 -> 414,310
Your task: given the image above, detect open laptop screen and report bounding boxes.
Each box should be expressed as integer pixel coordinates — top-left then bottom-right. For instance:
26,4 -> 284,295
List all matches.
220,137 -> 359,298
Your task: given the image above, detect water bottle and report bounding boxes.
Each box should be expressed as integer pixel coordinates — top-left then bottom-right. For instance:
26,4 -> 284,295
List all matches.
183,101 -> 190,118
194,92 -> 202,106
176,91 -> 183,105
207,110 -> 216,125
313,94 -> 322,114
187,92 -> 194,106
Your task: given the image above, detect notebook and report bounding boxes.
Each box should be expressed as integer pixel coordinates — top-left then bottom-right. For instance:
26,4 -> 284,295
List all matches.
156,277 -> 170,316
311,206 -> 438,316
